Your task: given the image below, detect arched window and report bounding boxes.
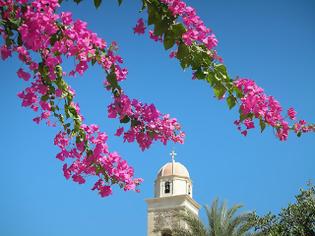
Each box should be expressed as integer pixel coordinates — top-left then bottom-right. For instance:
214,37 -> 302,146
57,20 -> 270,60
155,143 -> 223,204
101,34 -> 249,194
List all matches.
188,185 -> 191,195
164,181 -> 170,194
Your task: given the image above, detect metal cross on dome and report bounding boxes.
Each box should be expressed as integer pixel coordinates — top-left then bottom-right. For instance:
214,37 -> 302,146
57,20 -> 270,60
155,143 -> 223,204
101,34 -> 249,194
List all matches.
170,150 -> 177,162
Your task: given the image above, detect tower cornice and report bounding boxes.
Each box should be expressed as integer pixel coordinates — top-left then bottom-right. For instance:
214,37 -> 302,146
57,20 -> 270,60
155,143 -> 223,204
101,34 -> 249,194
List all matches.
145,194 -> 201,212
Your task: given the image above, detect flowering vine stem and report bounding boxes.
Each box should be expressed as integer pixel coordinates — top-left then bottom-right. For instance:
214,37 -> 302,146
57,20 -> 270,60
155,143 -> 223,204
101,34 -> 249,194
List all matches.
0,0 -> 184,197
132,0 -> 315,140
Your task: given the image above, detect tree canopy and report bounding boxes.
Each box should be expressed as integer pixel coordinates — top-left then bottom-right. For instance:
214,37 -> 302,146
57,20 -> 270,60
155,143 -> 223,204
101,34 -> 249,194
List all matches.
248,183 -> 315,236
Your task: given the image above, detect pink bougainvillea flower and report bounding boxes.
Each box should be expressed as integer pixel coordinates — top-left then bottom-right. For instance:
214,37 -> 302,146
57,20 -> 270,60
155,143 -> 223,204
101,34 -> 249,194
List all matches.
169,51 -> 177,58
0,45 -> 11,60
33,117 -> 41,124
160,0 -> 218,50
63,164 -> 71,179
73,174 -> 86,184
202,34 -> 218,50
61,12 -> 72,25
29,62 -> 38,70
17,68 -> 31,81
149,30 -> 161,42
39,101 -> 51,111
287,107 -> 297,120
55,89 -> 63,97
133,18 -> 146,34
115,127 -> 124,137
244,119 -> 255,129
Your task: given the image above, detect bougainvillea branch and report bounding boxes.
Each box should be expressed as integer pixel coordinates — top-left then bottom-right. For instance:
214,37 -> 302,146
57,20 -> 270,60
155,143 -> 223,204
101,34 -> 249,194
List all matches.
0,0 -> 184,197
132,0 -> 315,140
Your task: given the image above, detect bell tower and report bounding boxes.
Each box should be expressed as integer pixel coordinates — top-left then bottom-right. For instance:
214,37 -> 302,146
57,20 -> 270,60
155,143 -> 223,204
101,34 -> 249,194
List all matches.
145,151 -> 200,236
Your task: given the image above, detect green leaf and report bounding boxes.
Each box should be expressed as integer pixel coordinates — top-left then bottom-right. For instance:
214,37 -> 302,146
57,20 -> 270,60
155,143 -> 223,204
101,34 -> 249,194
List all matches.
120,116 -> 130,124
74,120 -> 81,132
176,43 -> 189,60
95,165 -> 103,175
172,23 -> 186,39
260,119 -> 266,133
50,106 -> 56,112
91,58 -> 97,65
191,52 -> 205,70
163,31 -> 175,50
94,0 -> 102,8
234,86 -> 243,98
55,65 -> 63,79
87,150 -> 93,157
180,59 -> 190,69
148,131 -> 155,139
227,95 -> 236,109
50,34 -> 58,46
106,71 -> 119,90
148,5 -> 159,26
214,64 -> 231,85
194,69 -> 207,80
213,85 -> 226,99
66,94 -> 73,104
239,110 -> 253,122
5,37 -> 12,47
206,71 -> 215,86
67,107 -> 77,119
8,18 -> 21,29
215,64 -> 227,75
225,81 -> 234,91
17,33 -> 23,46
140,0 -> 147,11
41,95 -> 49,101
59,114 -> 65,124
153,20 -> 168,36
131,119 -> 141,127
176,43 -> 191,70
214,72 -> 222,82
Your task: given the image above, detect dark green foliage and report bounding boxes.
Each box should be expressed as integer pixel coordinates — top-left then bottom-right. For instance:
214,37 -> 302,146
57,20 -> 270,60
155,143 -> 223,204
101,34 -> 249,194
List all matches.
73,0 -> 82,4
120,115 -> 130,124
94,0 -> 102,8
247,183 -> 315,236
259,119 -> 266,133
227,95 -> 237,109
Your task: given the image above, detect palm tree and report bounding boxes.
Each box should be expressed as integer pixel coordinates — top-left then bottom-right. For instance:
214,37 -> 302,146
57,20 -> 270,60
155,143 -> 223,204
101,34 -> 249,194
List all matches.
172,198 -> 254,236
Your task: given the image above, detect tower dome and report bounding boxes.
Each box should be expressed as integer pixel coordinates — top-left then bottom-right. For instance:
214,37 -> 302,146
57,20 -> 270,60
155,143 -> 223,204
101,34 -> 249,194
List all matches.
157,161 -> 190,178
146,151 -> 200,236
153,151 -> 193,198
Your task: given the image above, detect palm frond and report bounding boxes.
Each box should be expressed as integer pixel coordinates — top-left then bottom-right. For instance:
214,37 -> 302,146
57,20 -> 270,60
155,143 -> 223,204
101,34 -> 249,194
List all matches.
174,211 -> 208,236
172,198 -> 255,236
227,212 -> 252,235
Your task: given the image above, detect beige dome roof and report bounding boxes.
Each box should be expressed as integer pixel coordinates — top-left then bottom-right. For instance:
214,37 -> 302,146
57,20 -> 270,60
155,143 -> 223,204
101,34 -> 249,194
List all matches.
157,162 -> 190,178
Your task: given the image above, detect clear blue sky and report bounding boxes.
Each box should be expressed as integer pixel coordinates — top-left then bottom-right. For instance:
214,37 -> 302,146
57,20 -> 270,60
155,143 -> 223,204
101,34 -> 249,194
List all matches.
0,0 -> 314,235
